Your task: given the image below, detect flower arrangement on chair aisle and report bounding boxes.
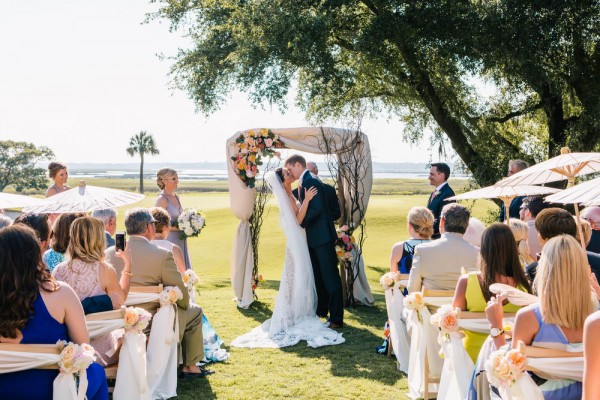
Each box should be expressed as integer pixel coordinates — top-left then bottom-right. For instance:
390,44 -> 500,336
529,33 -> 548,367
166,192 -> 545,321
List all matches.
380,271 -> 403,290
175,209 -> 206,240
485,342 -> 527,389
231,128 -> 284,188
123,307 -> 152,333
403,292 -> 425,322
430,304 -> 461,342
159,286 -> 184,307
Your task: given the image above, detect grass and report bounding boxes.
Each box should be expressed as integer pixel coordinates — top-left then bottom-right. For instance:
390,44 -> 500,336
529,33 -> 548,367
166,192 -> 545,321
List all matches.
102,185 -> 494,399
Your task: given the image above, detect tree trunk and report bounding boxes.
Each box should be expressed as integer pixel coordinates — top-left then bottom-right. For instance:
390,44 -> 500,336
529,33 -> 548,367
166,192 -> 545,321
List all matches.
540,83 -> 568,157
139,154 -> 144,194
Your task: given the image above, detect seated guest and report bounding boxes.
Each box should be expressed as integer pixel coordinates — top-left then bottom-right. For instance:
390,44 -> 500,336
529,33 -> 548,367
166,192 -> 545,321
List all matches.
91,208 -> 117,249
525,208 -> 600,283
13,213 -> 50,253
0,225 -> 108,400
0,215 -> 12,229
52,216 -> 131,366
576,218 -> 592,248
463,217 -> 486,248
408,203 -> 478,293
582,206 -> 600,254
106,208 -> 211,377
389,207 -> 434,273
43,212 -> 85,271
452,223 -> 532,362
486,235 -> 596,399
150,207 -> 186,273
508,218 -> 535,266
584,310 -> 600,399
519,195 -> 545,260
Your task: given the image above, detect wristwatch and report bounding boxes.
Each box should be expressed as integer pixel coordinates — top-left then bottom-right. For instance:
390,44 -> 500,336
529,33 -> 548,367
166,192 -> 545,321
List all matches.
490,327 -> 505,338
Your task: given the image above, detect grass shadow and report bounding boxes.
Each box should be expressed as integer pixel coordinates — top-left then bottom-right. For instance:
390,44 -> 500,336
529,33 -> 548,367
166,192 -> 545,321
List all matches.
177,374 -> 217,399
236,300 -> 274,324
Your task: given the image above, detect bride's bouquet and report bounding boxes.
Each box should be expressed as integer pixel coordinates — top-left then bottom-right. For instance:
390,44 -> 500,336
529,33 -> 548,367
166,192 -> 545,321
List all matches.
176,209 -> 206,239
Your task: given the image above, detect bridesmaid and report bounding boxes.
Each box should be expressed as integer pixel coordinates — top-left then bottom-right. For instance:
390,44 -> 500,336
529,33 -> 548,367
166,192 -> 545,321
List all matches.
45,162 -> 70,197
154,168 -> 192,270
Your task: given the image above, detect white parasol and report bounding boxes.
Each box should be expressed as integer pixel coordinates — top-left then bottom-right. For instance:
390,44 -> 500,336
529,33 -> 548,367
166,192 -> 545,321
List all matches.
0,192 -> 44,209
545,176 -> 600,206
447,185 -> 560,224
23,181 -> 145,214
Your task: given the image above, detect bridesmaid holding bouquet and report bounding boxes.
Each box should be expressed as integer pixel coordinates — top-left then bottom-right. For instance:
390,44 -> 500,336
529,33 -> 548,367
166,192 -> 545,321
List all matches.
154,168 -> 192,270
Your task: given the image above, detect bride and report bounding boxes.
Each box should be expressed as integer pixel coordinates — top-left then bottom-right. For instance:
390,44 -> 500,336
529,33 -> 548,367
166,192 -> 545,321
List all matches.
231,168 -> 345,348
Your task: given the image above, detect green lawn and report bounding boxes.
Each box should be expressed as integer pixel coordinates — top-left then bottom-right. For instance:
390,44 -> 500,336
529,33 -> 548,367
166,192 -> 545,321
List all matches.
106,189 -> 494,399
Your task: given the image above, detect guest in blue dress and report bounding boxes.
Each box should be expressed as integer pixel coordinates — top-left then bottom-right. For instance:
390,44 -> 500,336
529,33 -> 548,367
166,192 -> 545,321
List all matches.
0,225 -> 108,400
486,235 -> 594,400
43,212 -> 85,271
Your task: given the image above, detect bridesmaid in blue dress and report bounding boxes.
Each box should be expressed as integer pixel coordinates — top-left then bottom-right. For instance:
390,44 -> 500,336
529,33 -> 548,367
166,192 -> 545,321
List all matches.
155,168 -> 193,270
0,225 -> 108,400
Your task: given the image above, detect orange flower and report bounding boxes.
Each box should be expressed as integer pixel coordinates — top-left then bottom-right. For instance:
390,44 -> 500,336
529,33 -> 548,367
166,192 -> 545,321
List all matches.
237,159 -> 246,170
248,154 -> 256,163
441,313 -> 459,333
506,349 -> 527,372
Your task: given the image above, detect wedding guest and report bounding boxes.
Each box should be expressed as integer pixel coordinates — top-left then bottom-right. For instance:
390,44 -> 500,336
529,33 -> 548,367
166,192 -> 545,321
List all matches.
43,212 -> 85,271
582,206 -> 600,254
13,213 -> 50,253
576,217 -> 592,248
584,310 -> 600,399
452,223 -> 532,362
408,203 -> 478,293
389,207 -> 434,273
0,215 -> 12,229
486,235 -> 596,399
154,168 -> 192,270
508,218 -> 535,266
106,208 -> 211,377
45,161 -> 70,198
0,225 -> 108,400
519,195 -> 546,259
52,216 -> 132,366
463,217 -> 486,248
426,162 -> 455,239
498,160 -> 528,222
92,208 -> 117,248
150,207 -> 186,272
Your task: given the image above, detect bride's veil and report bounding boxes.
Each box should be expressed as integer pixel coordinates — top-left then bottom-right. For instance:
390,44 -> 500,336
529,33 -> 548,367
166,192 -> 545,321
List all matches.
265,170 -> 317,320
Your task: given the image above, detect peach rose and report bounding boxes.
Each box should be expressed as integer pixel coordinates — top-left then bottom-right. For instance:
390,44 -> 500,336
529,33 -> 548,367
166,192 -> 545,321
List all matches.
441,313 -> 459,333
413,292 -> 424,306
169,290 -> 178,303
125,309 -> 140,327
59,343 -> 77,373
506,349 -> 527,372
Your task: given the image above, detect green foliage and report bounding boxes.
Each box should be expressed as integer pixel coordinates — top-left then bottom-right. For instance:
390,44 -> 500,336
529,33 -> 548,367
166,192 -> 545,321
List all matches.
0,140 -> 54,192
126,131 -> 160,194
151,0 -> 600,187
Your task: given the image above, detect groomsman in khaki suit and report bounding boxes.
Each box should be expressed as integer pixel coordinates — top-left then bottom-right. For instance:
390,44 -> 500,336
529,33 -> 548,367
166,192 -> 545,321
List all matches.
408,203 -> 478,293
107,208 -> 211,377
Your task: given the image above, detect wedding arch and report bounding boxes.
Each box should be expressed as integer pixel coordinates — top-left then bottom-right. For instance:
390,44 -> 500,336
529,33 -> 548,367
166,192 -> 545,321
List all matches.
226,127 -> 375,309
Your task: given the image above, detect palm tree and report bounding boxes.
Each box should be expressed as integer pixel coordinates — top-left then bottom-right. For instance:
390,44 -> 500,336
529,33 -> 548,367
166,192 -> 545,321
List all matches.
126,131 -> 159,194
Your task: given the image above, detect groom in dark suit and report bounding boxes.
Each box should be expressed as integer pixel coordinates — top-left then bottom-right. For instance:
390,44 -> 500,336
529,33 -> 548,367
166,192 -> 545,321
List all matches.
285,154 -> 344,328
427,163 -> 455,239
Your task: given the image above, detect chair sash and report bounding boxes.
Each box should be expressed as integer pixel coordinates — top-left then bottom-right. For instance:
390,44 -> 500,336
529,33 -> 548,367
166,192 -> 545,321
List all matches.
124,292 -> 160,306
146,304 -> 179,400
384,281 -> 410,373
87,319 -> 124,339
0,346 -> 85,400
113,332 -> 151,400
406,307 -> 443,399
437,332 -> 475,400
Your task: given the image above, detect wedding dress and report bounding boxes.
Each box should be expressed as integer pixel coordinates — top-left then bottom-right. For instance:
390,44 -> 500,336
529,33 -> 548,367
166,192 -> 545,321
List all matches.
231,171 -> 345,348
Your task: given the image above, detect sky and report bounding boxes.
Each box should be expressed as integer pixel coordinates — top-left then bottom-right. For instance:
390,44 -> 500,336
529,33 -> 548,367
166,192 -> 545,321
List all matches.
0,0 -> 439,165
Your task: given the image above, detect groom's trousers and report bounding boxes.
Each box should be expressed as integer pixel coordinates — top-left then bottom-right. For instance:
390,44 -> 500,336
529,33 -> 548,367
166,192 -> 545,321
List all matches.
309,241 -> 344,324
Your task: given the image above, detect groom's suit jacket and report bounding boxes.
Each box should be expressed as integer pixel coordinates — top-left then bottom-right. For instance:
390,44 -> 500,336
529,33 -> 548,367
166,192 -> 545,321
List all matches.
293,178 -> 341,222
299,172 -> 337,248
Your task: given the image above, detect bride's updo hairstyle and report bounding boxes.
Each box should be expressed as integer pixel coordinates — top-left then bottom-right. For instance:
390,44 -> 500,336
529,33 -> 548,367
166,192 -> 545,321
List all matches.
156,168 -> 177,190
407,206 -> 434,239
275,168 -> 285,183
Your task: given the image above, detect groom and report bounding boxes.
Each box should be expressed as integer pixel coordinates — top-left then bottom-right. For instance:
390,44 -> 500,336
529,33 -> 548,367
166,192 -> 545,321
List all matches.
285,154 -> 344,328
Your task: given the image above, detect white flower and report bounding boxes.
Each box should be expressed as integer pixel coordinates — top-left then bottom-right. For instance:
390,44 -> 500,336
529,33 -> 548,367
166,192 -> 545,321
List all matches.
184,227 -> 194,236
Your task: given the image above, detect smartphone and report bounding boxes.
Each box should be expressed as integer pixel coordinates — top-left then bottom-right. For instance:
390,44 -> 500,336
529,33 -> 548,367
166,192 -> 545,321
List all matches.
115,232 -> 126,251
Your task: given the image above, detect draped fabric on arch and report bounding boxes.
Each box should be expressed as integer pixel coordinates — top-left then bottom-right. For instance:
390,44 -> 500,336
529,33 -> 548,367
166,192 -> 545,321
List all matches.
226,127 -> 374,309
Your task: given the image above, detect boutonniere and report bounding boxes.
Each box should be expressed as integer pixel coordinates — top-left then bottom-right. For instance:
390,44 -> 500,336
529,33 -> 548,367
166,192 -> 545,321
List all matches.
433,190 -> 441,197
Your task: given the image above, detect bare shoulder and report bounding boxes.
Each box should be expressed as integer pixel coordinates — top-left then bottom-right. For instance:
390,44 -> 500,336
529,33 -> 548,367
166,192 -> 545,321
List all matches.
586,310 -> 600,330
43,281 -> 79,302
155,194 -> 168,207
45,186 -> 57,197
390,241 -> 405,252
515,305 -> 538,323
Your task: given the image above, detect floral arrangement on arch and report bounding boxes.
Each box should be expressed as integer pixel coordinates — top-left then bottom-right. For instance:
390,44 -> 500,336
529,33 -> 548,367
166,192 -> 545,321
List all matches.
176,209 -> 206,240
231,128 -> 284,188
335,225 -> 355,263
251,274 -> 266,291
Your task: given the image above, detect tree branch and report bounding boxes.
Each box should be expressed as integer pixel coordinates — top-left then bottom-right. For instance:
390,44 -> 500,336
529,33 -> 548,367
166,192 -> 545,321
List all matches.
487,102 -> 543,123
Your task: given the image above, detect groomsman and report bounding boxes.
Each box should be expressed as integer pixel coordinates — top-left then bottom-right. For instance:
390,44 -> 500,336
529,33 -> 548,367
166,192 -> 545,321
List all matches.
427,163 -> 455,239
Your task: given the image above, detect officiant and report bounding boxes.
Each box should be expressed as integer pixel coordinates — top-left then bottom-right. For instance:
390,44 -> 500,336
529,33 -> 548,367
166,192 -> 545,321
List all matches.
293,161 -> 341,222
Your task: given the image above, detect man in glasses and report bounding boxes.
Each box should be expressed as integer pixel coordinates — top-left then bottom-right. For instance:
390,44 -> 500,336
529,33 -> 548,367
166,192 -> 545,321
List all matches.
499,159 -> 529,222
582,206 -> 600,254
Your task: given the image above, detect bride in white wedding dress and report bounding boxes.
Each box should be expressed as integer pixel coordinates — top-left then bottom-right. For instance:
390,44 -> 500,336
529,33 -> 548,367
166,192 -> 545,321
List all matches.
231,169 -> 345,348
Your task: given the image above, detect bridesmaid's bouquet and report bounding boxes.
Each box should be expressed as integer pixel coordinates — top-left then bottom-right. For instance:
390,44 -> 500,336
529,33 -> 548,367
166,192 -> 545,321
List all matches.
176,208 -> 206,239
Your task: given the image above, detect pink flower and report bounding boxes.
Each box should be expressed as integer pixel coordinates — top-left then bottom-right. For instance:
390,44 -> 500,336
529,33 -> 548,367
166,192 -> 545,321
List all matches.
340,225 -> 349,232
342,235 -> 350,243
246,169 -> 255,178
265,138 -> 273,147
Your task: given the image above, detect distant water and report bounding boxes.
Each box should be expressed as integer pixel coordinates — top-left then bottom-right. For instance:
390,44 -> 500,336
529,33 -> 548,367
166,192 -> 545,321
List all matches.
70,169 -> 470,181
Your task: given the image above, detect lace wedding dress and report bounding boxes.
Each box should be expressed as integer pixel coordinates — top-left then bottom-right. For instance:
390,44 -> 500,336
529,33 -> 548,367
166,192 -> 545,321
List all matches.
231,171 -> 345,348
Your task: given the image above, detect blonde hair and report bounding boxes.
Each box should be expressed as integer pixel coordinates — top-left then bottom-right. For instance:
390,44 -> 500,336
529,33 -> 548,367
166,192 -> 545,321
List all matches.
509,218 -> 534,265
150,207 -> 171,234
575,217 -> 592,246
408,207 -> 434,239
66,216 -> 106,263
156,168 -> 177,190
535,235 -> 596,330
